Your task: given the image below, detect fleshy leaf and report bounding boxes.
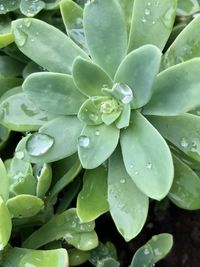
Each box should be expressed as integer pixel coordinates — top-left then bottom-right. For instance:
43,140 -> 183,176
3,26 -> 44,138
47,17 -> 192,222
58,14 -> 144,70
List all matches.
0,159 -> 9,201
115,104 -> 131,129
12,18 -> 88,74
128,0 -> 177,51
143,59 -> 200,116
73,57 -> 113,97
0,197 -> 12,250
148,113 -> 200,162
20,0 -> 45,17
168,155 -> 200,210
25,116 -> 83,163
3,248 -> 68,267
0,76 -> 22,97
22,208 -> 97,250
163,15 -> 200,68
34,163 -> 52,198
84,0 -> 127,78
114,45 -> 161,109
6,194 -> 44,218
0,0 -> 20,14
121,111 -> 174,200
60,0 -> 88,52
68,248 -> 89,266
78,123 -> 120,169
108,148 -> 148,241
23,72 -> 86,115
177,0 -> 200,16
117,0 -> 134,33
0,93 -> 55,132
77,165 -> 109,222
131,233 -> 173,266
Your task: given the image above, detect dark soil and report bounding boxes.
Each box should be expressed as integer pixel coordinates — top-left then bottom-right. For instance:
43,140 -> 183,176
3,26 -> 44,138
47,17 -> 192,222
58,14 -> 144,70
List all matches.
83,202 -> 200,267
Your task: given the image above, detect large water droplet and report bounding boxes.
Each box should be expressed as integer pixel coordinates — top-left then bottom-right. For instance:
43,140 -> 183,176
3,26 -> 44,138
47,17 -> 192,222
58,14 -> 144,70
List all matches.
180,137 -> 189,148
14,27 -> 28,47
15,151 -> 24,160
112,83 -> 133,104
78,135 -> 90,148
26,133 -> 54,157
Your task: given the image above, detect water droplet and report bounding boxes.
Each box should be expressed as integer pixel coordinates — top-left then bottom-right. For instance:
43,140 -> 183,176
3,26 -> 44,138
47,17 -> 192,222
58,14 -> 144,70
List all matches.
146,162 -> 152,169
130,163 -> 134,169
144,248 -> 150,255
152,20 -> 155,25
142,17 -> 147,23
78,135 -> 90,148
147,2 -> 151,6
89,113 -> 98,122
144,8 -> 150,16
14,27 -> 28,47
180,137 -> 189,148
154,248 -> 162,256
23,19 -> 32,28
0,4 -> 4,11
112,83 -> 133,104
15,151 -> 24,160
26,133 -> 54,156
120,178 -> 126,184
30,38 -> 35,42
95,129 -> 100,136
134,171 -> 139,175
100,101 -> 114,114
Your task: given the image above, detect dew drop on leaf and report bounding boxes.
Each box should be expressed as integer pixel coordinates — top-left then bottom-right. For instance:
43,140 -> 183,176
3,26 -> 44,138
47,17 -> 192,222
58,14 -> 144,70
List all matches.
180,137 -> 189,148
146,162 -> 152,169
78,135 -> 90,148
142,17 -> 147,23
26,133 -> 54,156
95,129 -> 100,136
112,83 -> 133,104
120,178 -> 126,184
15,151 -> 24,160
144,8 -> 151,15
144,248 -> 150,255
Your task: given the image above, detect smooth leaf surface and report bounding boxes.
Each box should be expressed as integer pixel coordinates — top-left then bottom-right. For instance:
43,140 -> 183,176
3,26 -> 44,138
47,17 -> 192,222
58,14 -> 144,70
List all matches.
3,248 -> 68,267
0,159 -> 9,201
128,0 -> 177,51
60,0 -> 88,52
148,113 -> 200,162
12,18 -> 88,74
163,15 -> 200,68
23,72 -> 86,115
121,111 -> 174,200
0,197 -> 12,249
26,116 -> 83,163
108,148 -> 148,241
6,194 -> 44,218
73,57 -> 113,97
168,155 -> 200,210
22,208 -> 97,249
117,0 -> 134,33
143,59 -> 200,116
115,104 -> 131,129
77,166 -> 109,222
84,0 -> 127,78
78,123 -> 120,169
0,93 -> 55,132
114,45 -> 161,109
